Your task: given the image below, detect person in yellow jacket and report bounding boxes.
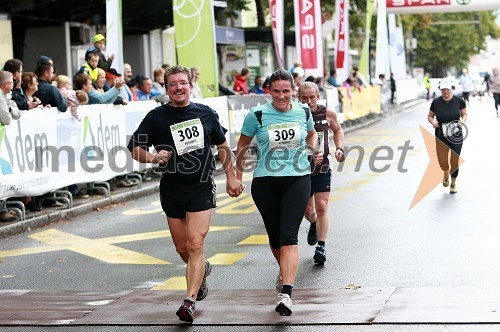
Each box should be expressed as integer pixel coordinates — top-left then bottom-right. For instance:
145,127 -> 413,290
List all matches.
423,72 -> 432,100
73,52 -> 99,84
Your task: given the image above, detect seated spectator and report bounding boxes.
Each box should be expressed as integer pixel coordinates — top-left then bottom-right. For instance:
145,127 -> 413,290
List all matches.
20,72 -> 43,109
73,52 -> 100,84
326,69 -> 340,87
249,75 -> 265,94
33,63 -> 68,112
87,68 -> 123,104
152,68 -> 166,95
315,76 -> 325,92
0,71 -> 21,126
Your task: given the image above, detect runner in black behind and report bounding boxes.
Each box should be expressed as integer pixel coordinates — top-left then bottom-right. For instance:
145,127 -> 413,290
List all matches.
128,66 -> 243,323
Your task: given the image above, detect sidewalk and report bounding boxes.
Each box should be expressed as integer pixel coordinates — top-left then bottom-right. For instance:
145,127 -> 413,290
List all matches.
0,99 -> 424,239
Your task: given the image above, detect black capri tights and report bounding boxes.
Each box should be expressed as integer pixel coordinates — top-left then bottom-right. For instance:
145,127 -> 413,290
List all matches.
251,175 -> 310,250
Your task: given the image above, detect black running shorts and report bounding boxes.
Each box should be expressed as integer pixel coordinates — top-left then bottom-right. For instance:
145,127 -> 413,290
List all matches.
310,170 -> 332,196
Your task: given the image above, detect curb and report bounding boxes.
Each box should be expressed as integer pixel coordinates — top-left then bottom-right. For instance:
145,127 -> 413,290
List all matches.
0,182 -> 160,239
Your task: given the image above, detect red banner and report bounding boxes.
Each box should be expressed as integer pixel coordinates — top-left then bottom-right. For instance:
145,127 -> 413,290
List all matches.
387,0 -> 451,7
294,0 -> 323,77
269,0 -> 284,69
334,0 -> 349,83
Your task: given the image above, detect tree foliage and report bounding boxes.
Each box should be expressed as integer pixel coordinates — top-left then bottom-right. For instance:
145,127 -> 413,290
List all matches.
402,11 -> 499,77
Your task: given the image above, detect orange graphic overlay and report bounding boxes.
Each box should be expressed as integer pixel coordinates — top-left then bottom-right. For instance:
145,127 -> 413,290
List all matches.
409,125 -> 465,210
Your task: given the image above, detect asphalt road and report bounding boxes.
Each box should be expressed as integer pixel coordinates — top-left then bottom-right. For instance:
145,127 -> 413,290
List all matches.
1,96 -> 500,331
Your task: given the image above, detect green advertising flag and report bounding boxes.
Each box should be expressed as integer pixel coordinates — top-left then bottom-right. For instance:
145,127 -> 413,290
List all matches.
173,0 -> 218,97
359,0 -> 375,82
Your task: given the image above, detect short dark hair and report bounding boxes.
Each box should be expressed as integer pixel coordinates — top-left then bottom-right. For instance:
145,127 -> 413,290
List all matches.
268,69 -> 294,90
35,63 -> 52,77
3,59 -> 23,74
241,67 -> 250,76
74,73 -> 91,90
330,69 -> 336,76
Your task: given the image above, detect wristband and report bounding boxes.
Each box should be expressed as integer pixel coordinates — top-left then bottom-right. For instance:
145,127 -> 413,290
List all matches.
336,147 -> 344,153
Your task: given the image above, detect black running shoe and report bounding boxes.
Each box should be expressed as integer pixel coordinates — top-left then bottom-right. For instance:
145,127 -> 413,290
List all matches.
196,260 -> 212,301
176,298 -> 195,323
313,245 -> 326,265
307,221 -> 318,246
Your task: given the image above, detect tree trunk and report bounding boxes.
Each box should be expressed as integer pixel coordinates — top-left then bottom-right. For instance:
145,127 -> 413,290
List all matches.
255,0 -> 266,27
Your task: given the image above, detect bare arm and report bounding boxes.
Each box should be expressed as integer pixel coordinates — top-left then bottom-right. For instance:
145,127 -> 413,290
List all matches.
428,110 -> 439,128
131,145 -> 171,164
236,134 -> 253,182
217,140 -> 243,197
326,107 -> 345,162
460,108 -> 467,123
306,129 -> 323,165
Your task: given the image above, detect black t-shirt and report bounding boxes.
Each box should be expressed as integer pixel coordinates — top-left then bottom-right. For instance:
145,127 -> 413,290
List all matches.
128,102 -> 227,183
430,95 -> 465,136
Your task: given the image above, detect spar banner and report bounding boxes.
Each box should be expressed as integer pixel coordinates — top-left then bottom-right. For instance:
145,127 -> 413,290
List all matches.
386,0 -> 499,14
270,0 -> 284,69
334,0 -> 350,83
294,0 -> 324,78
106,0 -> 124,74
173,0 -> 218,97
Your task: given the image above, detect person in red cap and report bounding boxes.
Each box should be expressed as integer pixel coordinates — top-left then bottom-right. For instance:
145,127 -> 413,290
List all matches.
85,34 -> 115,72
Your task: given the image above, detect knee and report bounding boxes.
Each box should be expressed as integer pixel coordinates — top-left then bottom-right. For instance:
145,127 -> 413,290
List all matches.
186,235 -> 205,254
315,200 -> 329,215
304,204 -> 315,219
173,242 -> 188,257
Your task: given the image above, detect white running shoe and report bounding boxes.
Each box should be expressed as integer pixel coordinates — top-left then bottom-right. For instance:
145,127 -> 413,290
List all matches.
275,293 -> 292,316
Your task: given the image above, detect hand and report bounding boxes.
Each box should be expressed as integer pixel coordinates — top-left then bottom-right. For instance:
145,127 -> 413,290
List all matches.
432,120 -> 439,129
114,77 -> 125,89
226,177 -> 244,198
335,149 -> 345,163
109,54 -> 116,61
312,151 -> 323,165
151,150 -> 172,165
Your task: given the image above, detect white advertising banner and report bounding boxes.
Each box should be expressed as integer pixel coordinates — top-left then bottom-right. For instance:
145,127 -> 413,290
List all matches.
294,0 -> 324,78
105,0 -> 124,74
386,0 -> 500,14
334,0 -> 350,83
375,0 -> 390,79
388,14 -> 407,80
269,0 -> 284,69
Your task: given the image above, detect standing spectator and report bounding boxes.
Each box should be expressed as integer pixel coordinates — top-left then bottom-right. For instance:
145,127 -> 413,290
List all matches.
0,71 -> 21,125
423,72 -> 432,100
85,34 -> 115,73
233,67 -> 250,95
190,67 -> 202,99
56,75 -> 85,120
104,69 -> 127,105
137,76 -> 168,103
128,65 -> 242,323
249,75 -> 265,94
119,63 -> 134,102
3,59 -> 28,110
20,72 -> 43,109
126,80 -> 139,101
314,77 -> 326,92
390,72 -> 396,104
73,52 -> 100,84
490,68 -> 500,116
290,61 -> 305,78
458,68 -> 473,104
483,71 -> 491,97
326,69 -> 340,87
152,68 -> 166,95
33,63 -> 68,112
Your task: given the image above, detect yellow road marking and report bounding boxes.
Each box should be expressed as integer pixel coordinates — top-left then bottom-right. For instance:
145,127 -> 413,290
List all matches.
216,195 -> 257,214
151,276 -> 186,291
208,253 -> 247,265
28,229 -> 170,265
0,226 -> 242,263
336,187 -> 358,193
238,235 -> 268,245
328,196 -> 342,202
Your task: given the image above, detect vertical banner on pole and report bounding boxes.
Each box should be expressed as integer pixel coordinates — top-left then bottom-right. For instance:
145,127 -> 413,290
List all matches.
269,0 -> 284,69
375,0 -> 390,78
334,0 -> 350,83
359,0 -> 374,82
388,14 -> 406,80
294,0 -> 324,78
106,0 -> 124,74
174,0 -> 218,97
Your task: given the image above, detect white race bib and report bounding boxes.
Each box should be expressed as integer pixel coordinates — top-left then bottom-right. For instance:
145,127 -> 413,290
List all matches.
317,132 -> 324,154
268,122 -> 300,150
170,118 -> 204,155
